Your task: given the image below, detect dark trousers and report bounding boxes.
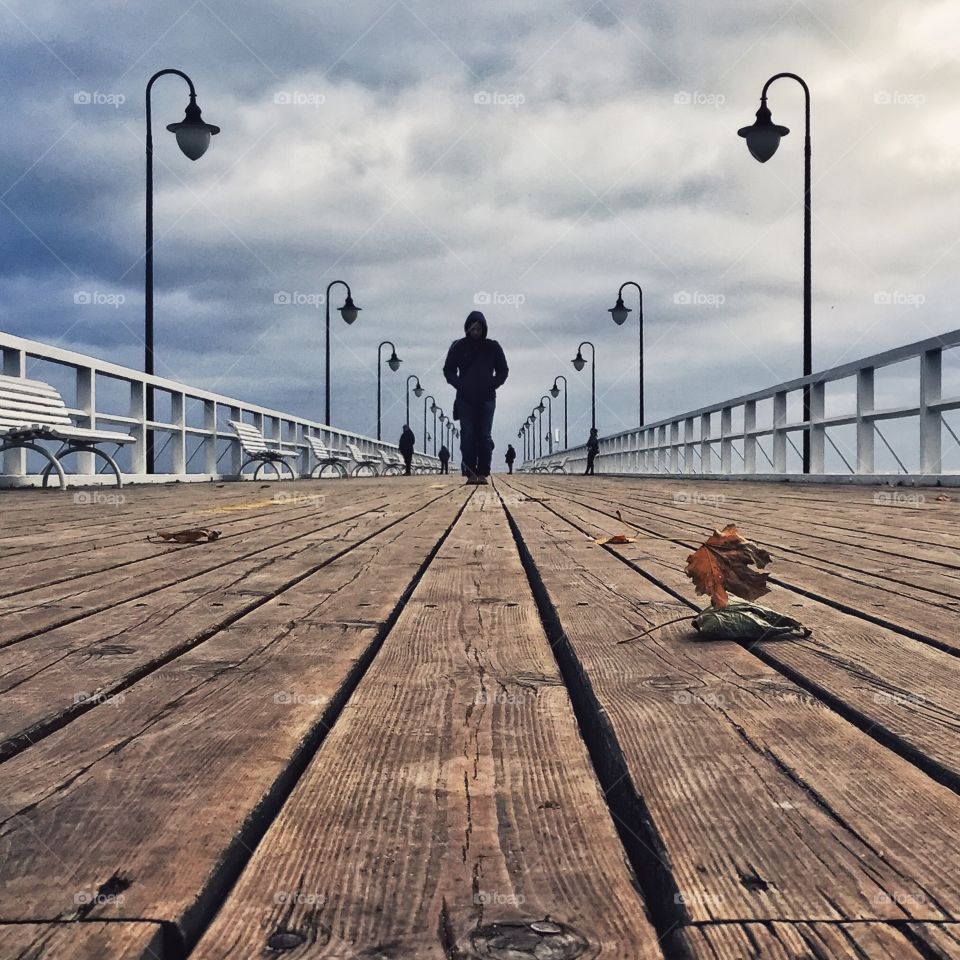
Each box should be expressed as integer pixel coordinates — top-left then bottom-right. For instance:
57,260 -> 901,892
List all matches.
506,463 -> 514,474
459,399 -> 496,478
402,453 -> 413,476
585,451 -> 597,475
439,460 -> 449,474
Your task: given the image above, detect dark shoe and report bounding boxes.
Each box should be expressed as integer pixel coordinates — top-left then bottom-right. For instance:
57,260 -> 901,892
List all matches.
476,476 -> 489,485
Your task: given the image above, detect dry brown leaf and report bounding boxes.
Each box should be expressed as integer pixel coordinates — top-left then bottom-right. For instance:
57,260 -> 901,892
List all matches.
936,494 -> 952,502
150,527 -> 222,544
596,533 -> 636,545
685,524 -> 771,608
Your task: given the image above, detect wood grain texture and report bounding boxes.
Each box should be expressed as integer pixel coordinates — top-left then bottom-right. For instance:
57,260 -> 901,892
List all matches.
0,493 -> 466,947
514,478 -> 960,785
0,922 -> 165,959
502,479 -> 960,923
190,494 -> 664,960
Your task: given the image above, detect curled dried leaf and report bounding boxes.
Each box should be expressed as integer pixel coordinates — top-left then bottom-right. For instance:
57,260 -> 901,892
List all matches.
150,527 -> 222,544
685,523 -> 770,608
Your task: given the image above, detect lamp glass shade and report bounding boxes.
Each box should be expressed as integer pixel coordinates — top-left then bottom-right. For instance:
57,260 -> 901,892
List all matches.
737,102 -> 790,163
387,353 -> 401,372
340,295 -> 360,324
413,384 -> 423,397
609,296 -> 630,326
550,385 -> 559,398
572,353 -> 585,372
537,402 -> 545,413
166,98 -> 220,162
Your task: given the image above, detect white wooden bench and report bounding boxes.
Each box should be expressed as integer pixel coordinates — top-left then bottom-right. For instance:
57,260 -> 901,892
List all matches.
549,457 -> 569,474
345,442 -> 379,477
377,449 -> 405,476
305,435 -> 352,478
0,374 -> 133,488
228,421 -> 300,480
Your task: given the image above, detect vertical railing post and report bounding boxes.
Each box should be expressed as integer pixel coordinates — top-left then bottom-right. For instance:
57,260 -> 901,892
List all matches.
130,380 -> 147,476
203,400 -> 217,475
170,391 -> 186,477
720,406 -> 732,474
856,368 -> 875,475
74,366 -> 96,476
743,401 -> 757,474
669,422 -> 680,473
920,348 -> 942,475
683,417 -> 695,474
809,381 -> 825,474
700,413 -> 712,474
227,406 -> 242,476
2,347 -> 27,477
772,391 -> 788,472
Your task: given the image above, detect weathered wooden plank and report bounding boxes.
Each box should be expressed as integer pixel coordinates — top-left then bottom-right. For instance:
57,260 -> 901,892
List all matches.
0,493 -> 466,948
501,480 -> 960,923
0,921 -> 165,959
676,921 -> 937,959
0,487 -> 401,642
514,478 -> 960,785
907,922 -> 960,956
190,495 -> 664,959
0,485 -> 445,759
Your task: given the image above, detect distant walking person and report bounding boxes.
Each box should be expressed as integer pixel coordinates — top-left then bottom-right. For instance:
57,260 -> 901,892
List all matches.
399,424 -> 416,476
438,443 -> 450,474
585,427 -> 600,475
443,310 -> 509,485
505,444 -> 516,474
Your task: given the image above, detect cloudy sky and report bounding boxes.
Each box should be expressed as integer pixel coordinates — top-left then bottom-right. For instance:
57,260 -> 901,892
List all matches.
1,0 -> 958,470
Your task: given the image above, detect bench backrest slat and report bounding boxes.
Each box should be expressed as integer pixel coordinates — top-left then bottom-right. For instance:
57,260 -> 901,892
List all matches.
346,443 -> 368,461
0,376 -> 73,427
228,420 -> 269,454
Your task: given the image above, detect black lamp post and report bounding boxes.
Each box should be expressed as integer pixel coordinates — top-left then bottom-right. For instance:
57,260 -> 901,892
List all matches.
537,395 -> 553,454
376,340 -> 402,441
608,282 -> 644,426
518,428 -> 525,463
550,375 -> 568,449
572,341 -> 596,431
434,407 -> 443,456
145,69 -> 220,473
738,72 -> 811,473
423,395 -> 437,456
406,375 -> 423,433
324,280 -> 361,426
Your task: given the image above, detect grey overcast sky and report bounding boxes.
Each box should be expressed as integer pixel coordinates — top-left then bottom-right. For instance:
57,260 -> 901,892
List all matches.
1,0 -> 958,467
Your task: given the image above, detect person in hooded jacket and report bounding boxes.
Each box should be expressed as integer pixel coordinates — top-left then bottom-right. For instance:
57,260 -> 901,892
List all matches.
398,424 -> 416,476
505,444 -> 516,474
443,310 -> 509,485
437,443 -> 450,474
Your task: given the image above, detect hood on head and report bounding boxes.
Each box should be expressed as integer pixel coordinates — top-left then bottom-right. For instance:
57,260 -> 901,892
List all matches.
465,310 -> 487,337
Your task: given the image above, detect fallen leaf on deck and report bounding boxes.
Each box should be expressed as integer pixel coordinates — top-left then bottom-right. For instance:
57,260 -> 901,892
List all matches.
149,527 -> 222,544
936,494 -> 952,502
685,523 -> 770,608
596,533 -> 636,545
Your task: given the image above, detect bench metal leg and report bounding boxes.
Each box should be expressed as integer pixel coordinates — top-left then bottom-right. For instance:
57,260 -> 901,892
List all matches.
45,443 -> 124,488
0,440 -> 68,490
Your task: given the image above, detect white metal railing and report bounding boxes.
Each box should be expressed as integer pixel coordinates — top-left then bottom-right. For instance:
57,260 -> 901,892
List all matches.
0,332 -> 440,486
525,328 -> 960,483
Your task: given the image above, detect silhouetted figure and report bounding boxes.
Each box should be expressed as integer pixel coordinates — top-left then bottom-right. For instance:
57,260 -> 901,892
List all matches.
443,310 -> 508,485
438,444 -> 450,474
505,444 -> 516,474
399,425 -> 416,476
585,427 -> 600,475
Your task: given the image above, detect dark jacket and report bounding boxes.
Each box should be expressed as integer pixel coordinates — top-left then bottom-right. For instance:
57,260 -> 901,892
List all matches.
505,445 -> 516,463
443,312 -> 508,417
586,433 -> 600,455
399,426 -> 415,457
438,444 -> 450,463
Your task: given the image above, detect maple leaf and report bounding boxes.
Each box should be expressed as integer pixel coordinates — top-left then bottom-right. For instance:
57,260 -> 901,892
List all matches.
685,524 -> 771,608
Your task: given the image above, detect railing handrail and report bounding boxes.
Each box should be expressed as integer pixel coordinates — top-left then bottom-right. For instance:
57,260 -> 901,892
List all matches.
524,327 -> 960,479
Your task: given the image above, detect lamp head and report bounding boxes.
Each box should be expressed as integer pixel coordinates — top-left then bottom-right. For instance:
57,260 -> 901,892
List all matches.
572,351 -> 586,372
413,383 -> 423,397
537,401 -> 545,413
166,95 -> 220,161
339,294 -> 360,324
609,294 -> 630,326
550,384 -> 559,398
387,351 -> 401,372
737,100 -> 790,163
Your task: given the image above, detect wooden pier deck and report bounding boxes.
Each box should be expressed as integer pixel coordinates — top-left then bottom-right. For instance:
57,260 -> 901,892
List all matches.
1,474 -> 959,959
